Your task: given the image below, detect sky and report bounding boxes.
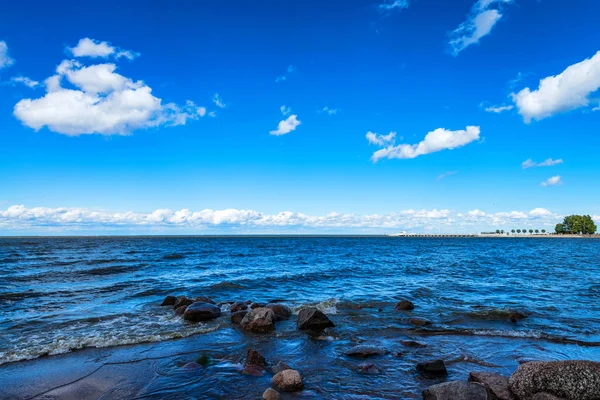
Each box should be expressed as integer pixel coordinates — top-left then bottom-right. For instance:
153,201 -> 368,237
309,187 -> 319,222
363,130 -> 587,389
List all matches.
0,0 -> 599,235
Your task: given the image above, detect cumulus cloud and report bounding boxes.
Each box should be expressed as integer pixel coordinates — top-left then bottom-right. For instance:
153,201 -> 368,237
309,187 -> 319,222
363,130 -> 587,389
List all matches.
484,104 -> 513,113
511,51 -> 600,122
370,126 -> 480,162
270,114 -> 301,136
69,38 -> 138,60
379,0 -> 409,11
212,93 -> 226,108
0,41 -> 14,69
13,40 -> 206,136
541,175 -> 562,187
9,76 -> 39,88
521,158 -> 563,169
366,131 -> 396,146
449,0 -> 513,56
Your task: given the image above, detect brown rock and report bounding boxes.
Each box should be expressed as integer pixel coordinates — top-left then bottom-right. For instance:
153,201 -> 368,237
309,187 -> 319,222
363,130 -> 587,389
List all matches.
416,360 -> 448,377
409,317 -> 432,327
395,299 -> 415,311
423,381 -> 487,400
245,348 -> 266,368
230,301 -> 248,313
344,345 -> 387,358
250,302 -> 265,309
469,371 -> 516,400
161,295 -> 177,306
272,369 -> 303,392
265,303 -> 292,320
194,296 -> 215,304
262,388 -> 281,400
173,296 -> 194,310
297,307 -> 335,330
231,310 -> 248,324
183,302 -> 221,322
272,361 -> 291,374
240,307 -> 276,334
174,305 -> 188,315
401,340 -> 427,348
358,363 -> 379,374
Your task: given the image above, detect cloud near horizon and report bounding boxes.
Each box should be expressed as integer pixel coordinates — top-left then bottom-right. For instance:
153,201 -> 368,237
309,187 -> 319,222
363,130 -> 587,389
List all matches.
522,158 -> 563,169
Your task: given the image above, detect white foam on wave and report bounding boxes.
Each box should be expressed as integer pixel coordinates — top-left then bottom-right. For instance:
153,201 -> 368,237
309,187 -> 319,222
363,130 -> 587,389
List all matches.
468,329 -> 543,339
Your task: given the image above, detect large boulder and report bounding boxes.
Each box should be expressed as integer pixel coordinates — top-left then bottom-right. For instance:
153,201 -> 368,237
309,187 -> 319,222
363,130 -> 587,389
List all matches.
509,360 -> 600,400
240,307 -> 277,334
161,295 -> 177,306
423,381 -> 488,400
265,303 -> 292,320
183,302 -> 221,322
416,360 -> 448,377
272,369 -> 304,392
344,345 -> 387,358
297,307 -> 335,330
469,371 -> 516,400
395,299 -> 415,311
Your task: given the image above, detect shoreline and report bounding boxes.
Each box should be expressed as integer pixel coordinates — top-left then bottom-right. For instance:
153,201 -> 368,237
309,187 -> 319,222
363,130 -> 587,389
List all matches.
1,234 -> 599,238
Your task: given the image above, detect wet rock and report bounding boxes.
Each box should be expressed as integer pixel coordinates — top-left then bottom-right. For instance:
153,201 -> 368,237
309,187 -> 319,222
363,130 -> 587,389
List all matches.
161,295 -> 177,306
262,388 -> 281,400
297,307 -> 335,330
183,302 -> 221,322
173,296 -> 194,310
508,310 -> 526,323
401,340 -> 427,348
240,307 -> 277,334
469,371 -> 516,400
509,360 -> 600,400
395,299 -> 415,311
250,302 -> 265,309
230,301 -> 248,313
409,317 -> 432,327
231,310 -> 248,324
423,381 -> 487,400
358,363 -> 380,374
531,394 -> 565,400
194,296 -> 215,304
416,360 -> 448,377
272,361 -> 291,374
265,303 -> 292,320
243,364 -> 265,376
174,305 -> 188,315
245,348 -> 266,368
344,345 -> 387,358
272,369 -> 304,392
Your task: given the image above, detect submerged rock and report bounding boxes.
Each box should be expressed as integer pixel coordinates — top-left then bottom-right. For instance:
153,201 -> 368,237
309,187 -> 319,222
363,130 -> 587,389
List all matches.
344,345 -> 387,358
469,371 -> 516,400
265,303 -> 292,320
173,296 -> 194,310
183,302 -> 221,322
297,307 -> 335,330
409,317 -> 432,327
231,310 -> 248,324
395,299 -> 415,311
272,361 -> 291,374
272,369 -> 304,392
240,307 -> 276,334
423,381 -> 487,400
401,340 -> 427,348
161,295 -> 177,306
262,388 -> 281,400
230,301 -> 248,313
416,360 -> 448,377
509,360 -> 600,400
358,363 -> 380,374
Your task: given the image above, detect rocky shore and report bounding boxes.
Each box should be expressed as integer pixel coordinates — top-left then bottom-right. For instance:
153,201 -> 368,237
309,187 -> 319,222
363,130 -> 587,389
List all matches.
160,294 -> 600,399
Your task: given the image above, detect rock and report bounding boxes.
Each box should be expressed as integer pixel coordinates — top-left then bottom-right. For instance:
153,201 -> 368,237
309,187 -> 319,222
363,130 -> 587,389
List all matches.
245,348 -> 266,368
409,317 -> 432,327
174,305 -> 188,315
183,302 -> 221,322
401,340 -> 427,348
272,369 -> 304,392
509,360 -> 600,400
230,301 -> 248,313
231,310 -> 248,324
358,363 -> 379,374
173,296 -> 194,310
416,360 -> 448,377
194,296 -> 215,304
250,302 -> 265,309
272,361 -> 291,374
182,362 -> 200,369
297,307 -> 335,330
395,299 -> 415,311
240,307 -> 276,334
344,345 -> 387,358
161,295 -> 177,306
265,303 -> 292,320
532,394 -> 565,400
508,310 -> 526,323
243,364 -> 265,376
469,371 -> 516,400
262,388 -> 281,400
423,381 -> 488,400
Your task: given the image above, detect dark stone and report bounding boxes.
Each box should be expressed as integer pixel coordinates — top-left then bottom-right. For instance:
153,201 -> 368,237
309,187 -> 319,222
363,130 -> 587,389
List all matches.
358,363 -> 380,374
262,388 -> 281,400
183,302 -> 221,322
161,295 -> 177,306
416,360 -> 448,377
174,305 -> 188,315
469,371 -> 516,400
508,310 -> 526,323
409,317 -> 432,327
531,394 -> 565,400
250,302 -> 265,309
240,307 -> 276,334
297,307 -> 335,330
423,381 -> 488,400
272,369 -> 304,392
265,303 -> 292,320
509,360 -> 600,400
245,348 -> 266,368
242,364 -> 264,376
272,361 -> 291,374
231,310 -> 248,324
401,340 -> 427,348
194,296 -> 215,304
173,296 -> 194,310
230,301 -> 248,313
344,345 -> 387,358
395,299 -> 415,311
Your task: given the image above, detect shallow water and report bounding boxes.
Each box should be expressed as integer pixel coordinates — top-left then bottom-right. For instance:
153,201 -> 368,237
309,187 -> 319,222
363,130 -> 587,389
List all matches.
1,237 -> 599,398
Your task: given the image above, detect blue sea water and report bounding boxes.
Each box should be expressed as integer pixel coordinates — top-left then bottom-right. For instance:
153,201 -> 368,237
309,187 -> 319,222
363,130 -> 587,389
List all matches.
0,237 -> 599,398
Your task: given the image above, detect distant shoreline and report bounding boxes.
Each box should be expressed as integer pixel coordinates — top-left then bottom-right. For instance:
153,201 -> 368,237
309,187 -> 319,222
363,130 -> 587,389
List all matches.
0,234 -> 599,239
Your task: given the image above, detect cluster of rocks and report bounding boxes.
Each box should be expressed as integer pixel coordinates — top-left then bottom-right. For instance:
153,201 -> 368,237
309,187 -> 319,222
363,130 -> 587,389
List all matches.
239,348 -> 303,399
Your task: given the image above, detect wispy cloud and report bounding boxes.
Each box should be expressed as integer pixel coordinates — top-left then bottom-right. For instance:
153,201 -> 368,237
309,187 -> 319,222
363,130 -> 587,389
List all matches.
270,114 -> 301,136
448,0 -> 514,56
320,106 -> 338,115
484,104 -> 513,113
69,38 -> 139,60
0,41 -> 14,69
275,65 -> 296,83
540,175 -> 562,187
280,105 -> 291,116
436,171 -> 458,181
379,0 -> 410,12
212,93 -> 226,108
366,131 -> 396,146
9,76 -> 39,88
521,158 -> 563,169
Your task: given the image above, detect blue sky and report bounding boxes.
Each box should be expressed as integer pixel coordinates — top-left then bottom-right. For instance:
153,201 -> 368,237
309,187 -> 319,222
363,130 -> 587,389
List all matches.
0,0 -> 599,234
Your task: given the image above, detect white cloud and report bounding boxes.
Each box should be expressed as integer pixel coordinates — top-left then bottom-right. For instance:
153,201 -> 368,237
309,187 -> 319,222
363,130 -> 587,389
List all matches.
275,65 -> 296,83
270,115 -> 301,136
9,76 -> 39,88
521,158 -> 563,169
280,105 -> 291,115
13,40 -> 206,136
69,38 -> 138,60
320,106 -> 338,115
593,215 -> 600,223
366,131 -> 396,146
0,41 -> 14,69
212,93 -> 226,108
529,208 -> 551,217
449,0 -> 513,56
436,171 -> 458,181
370,126 -> 480,162
511,51 -> 600,122
540,175 -> 562,187
468,209 -> 486,217
379,0 -> 409,11
485,104 -> 513,113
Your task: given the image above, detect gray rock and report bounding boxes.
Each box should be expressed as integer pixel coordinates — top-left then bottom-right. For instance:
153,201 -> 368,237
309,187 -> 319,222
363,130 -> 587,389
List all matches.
231,310 -> 248,324
509,360 -> 600,400
240,307 -> 276,334
272,361 -> 291,374
531,394 -> 565,400
161,295 -> 177,306
272,369 -> 304,392
265,303 -> 292,320
344,345 -> 387,358
423,381 -> 488,400
416,360 -> 448,377
183,302 -> 221,322
262,388 -> 281,400
297,307 -> 335,330
469,371 -> 516,400
395,299 -> 415,310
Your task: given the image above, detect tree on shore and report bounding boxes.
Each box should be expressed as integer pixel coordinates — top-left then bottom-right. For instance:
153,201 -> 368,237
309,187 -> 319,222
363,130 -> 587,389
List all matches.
555,215 -> 597,234
517,229 -> 521,233
529,229 -> 534,234
511,229 -> 515,234
542,229 -> 546,233
496,229 -> 500,234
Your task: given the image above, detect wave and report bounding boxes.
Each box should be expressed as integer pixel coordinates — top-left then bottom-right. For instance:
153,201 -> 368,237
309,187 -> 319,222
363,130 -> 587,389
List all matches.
163,253 -> 185,260
210,281 -> 246,290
